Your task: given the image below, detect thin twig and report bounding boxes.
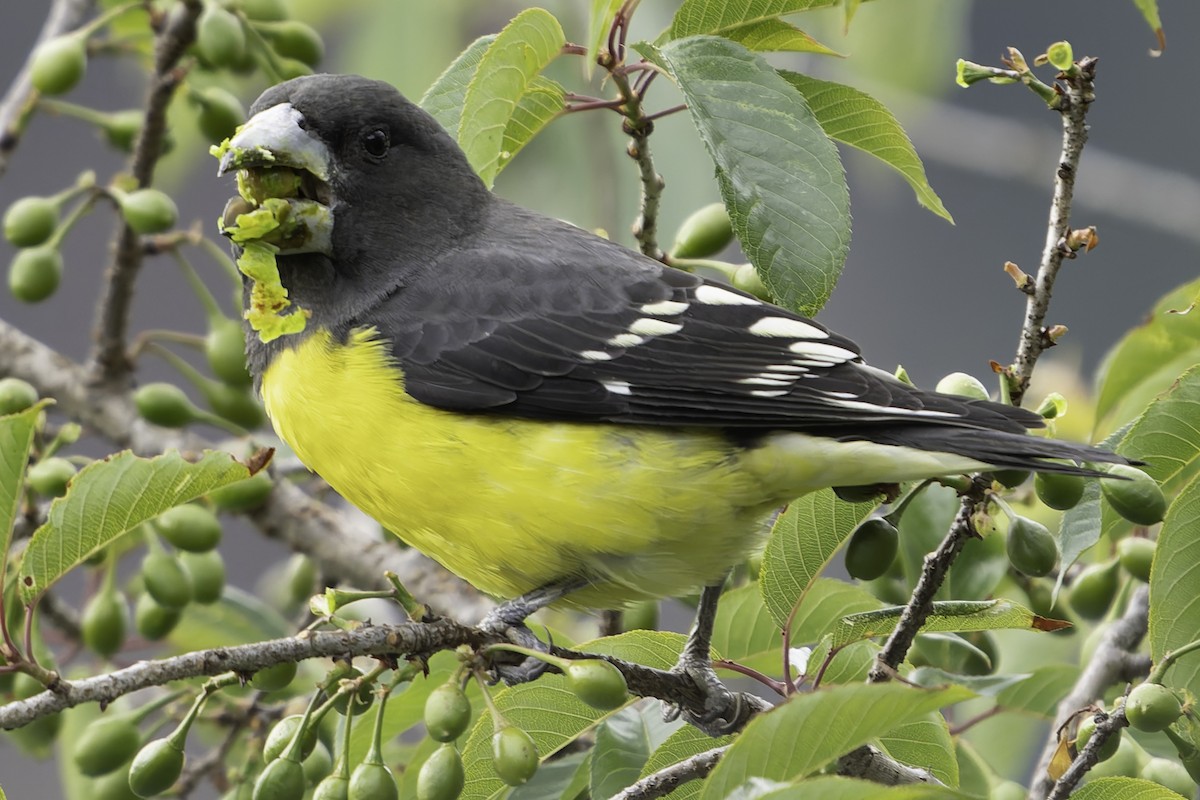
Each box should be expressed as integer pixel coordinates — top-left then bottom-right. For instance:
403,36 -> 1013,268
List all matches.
0,0 -> 95,178
610,745 -> 727,800
88,0 -> 203,385
1030,586 -> 1149,800
1047,707 -> 1129,800
1009,58 -> 1097,407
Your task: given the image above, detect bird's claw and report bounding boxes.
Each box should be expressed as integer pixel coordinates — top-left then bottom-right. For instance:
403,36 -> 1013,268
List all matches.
664,659 -> 746,736
478,615 -> 551,685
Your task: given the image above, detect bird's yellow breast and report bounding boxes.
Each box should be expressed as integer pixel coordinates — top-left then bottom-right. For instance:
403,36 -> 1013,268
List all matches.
259,328 -> 780,605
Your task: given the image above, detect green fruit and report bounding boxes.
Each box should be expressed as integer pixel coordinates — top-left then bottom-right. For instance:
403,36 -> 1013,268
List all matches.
134,592 -> 181,640
27,456 -> 76,497
564,660 -> 628,710
993,469 -> 1031,489
119,189 -> 178,235
194,87 -> 246,145
1125,683 -> 1183,732
264,715 -> 318,763
250,660 -> 297,692
141,552 -> 193,609
252,755 -> 306,800
1076,714 -> 1120,762
180,550 -> 226,604
935,372 -> 989,402
4,196 -> 58,247
492,726 -> 538,787
424,682 -> 471,742
0,377 -> 38,414
832,484 -> 883,504
74,715 -> 141,776
1102,464 -> 1168,527
91,765 -> 140,800
266,22 -> 324,66
416,744 -> 464,800
1035,471 -> 1086,511
30,35 -> 87,95
1084,735 -> 1143,780
1117,537 -> 1155,582
622,600 -> 659,632
302,741 -> 333,783
312,774 -> 349,800
9,674 -> 62,755
129,737 -> 185,797
154,504 -> 222,552
326,665 -> 374,716
989,781 -> 1026,800
203,382 -> 265,429
134,383 -> 195,428
102,110 -> 144,152
1069,561 -> 1120,621
731,263 -> 770,300
206,317 -> 252,387
1140,757 -> 1195,797
349,761 -> 399,800
9,245 -> 63,302
1006,516 -> 1058,577
844,518 -> 900,581
240,0 -> 288,21
670,203 -> 733,260
286,553 -> 317,606
208,472 -> 273,512
197,5 -> 246,67
81,588 -> 128,657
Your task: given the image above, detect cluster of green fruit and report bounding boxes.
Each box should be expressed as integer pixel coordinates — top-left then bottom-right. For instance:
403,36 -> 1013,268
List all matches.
417,656 -> 628,800
666,203 -> 769,300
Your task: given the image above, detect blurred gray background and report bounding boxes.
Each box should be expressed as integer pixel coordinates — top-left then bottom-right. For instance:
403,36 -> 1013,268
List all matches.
0,0 -> 1196,796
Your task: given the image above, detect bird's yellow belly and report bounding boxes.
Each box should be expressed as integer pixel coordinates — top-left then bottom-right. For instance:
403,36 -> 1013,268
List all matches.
259,328 -> 781,605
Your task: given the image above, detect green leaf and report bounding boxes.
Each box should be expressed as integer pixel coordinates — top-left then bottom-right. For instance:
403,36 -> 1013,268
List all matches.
640,726 -> 735,800
709,18 -> 839,55
1095,276 -> 1200,436
586,0 -> 624,74
878,713 -> 958,787
1149,472 -> 1200,701
19,450 -> 251,602
831,600 -> 1060,649
1130,0 -> 1166,55
789,579 -> 882,645
908,667 -> 1032,696
668,0 -> 841,41
590,704 -> 681,800
711,583 -> 780,662
1055,421 -> 1132,593
1072,776 -> 1189,800
582,629 -> 689,669
698,683 -> 971,799
955,740 -> 998,799
420,35 -> 495,138
994,663 -> 1079,717
166,586 -> 291,650
510,751 -> 589,800
658,36 -> 851,315
779,72 -> 951,221
0,402 -> 46,565
457,8 -> 565,187
499,77 -> 566,173
806,638 -> 878,685
759,489 -> 875,628
742,775 -> 969,800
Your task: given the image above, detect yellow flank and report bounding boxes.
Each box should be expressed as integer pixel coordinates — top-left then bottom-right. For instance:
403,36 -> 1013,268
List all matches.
261,328 -> 987,606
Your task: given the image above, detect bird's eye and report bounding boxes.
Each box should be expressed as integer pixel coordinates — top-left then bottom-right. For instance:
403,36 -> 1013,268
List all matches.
362,129 -> 389,158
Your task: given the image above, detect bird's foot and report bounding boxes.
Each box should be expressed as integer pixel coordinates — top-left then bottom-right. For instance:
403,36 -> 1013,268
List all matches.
664,652 -> 746,736
477,593 -> 559,685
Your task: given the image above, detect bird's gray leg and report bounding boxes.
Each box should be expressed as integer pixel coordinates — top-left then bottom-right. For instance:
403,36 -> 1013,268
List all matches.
479,578 -> 588,684
667,580 -> 744,735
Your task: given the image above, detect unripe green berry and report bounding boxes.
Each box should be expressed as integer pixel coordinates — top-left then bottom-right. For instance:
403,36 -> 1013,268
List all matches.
1076,714 -> 1120,762
0,378 -> 38,414
208,472 -> 273,512
197,5 -> 246,67
266,21 -> 324,66
128,737 -> 185,797
252,754 -> 306,800
102,110 -> 144,153
263,715 -> 318,763
154,504 -> 222,552
302,741 -> 332,784
622,600 -> 659,632
134,592 -> 181,640
9,245 -> 63,302
250,660 -> 297,693
119,189 -> 178,235
73,715 -> 141,776
30,35 -> 87,95
1069,561 -> 1120,621
993,469 -> 1031,489
194,87 -> 246,145
935,372 -> 989,402
844,517 -> 900,581
1006,516 -> 1058,577
203,382 -> 265,429
325,664 -> 374,716
206,316 -> 252,387
180,550 -> 226,604
4,196 -> 58,247
670,203 -> 733,259
564,660 -> 628,710
312,774 -> 348,800
1140,757 -> 1194,797
1125,683 -> 1182,732
81,588 -> 128,657
349,761 -> 399,800
424,682 -> 471,742
286,553 -> 317,606
1102,464 -> 1167,527
990,781 -> 1026,800
492,726 -> 538,787
1035,471 -> 1086,511
91,764 -> 140,800
416,744 -> 463,800
240,0 -> 288,21
27,456 -> 76,497
1117,537 -> 1155,582
141,552 -> 193,609
134,383 -> 195,428
731,263 -> 771,300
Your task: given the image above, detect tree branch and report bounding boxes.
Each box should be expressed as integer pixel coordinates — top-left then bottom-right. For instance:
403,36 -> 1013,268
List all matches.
88,0 -> 203,385
610,746 -> 727,800
0,0 -> 95,178
1030,585 -> 1149,800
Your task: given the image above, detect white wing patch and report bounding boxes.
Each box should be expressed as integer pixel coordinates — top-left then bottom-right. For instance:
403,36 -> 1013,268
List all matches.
628,318 -> 684,336
603,380 -> 633,396
607,333 -> 647,348
748,316 -> 828,339
829,398 -> 959,418
693,285 -> 760,305
639,300 -> 689,316
580,350 -> 614,361
788,342 -> 859,362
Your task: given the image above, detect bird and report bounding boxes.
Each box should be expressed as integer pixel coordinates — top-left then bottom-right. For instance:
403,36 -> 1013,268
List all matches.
217,74 -> 1124,731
